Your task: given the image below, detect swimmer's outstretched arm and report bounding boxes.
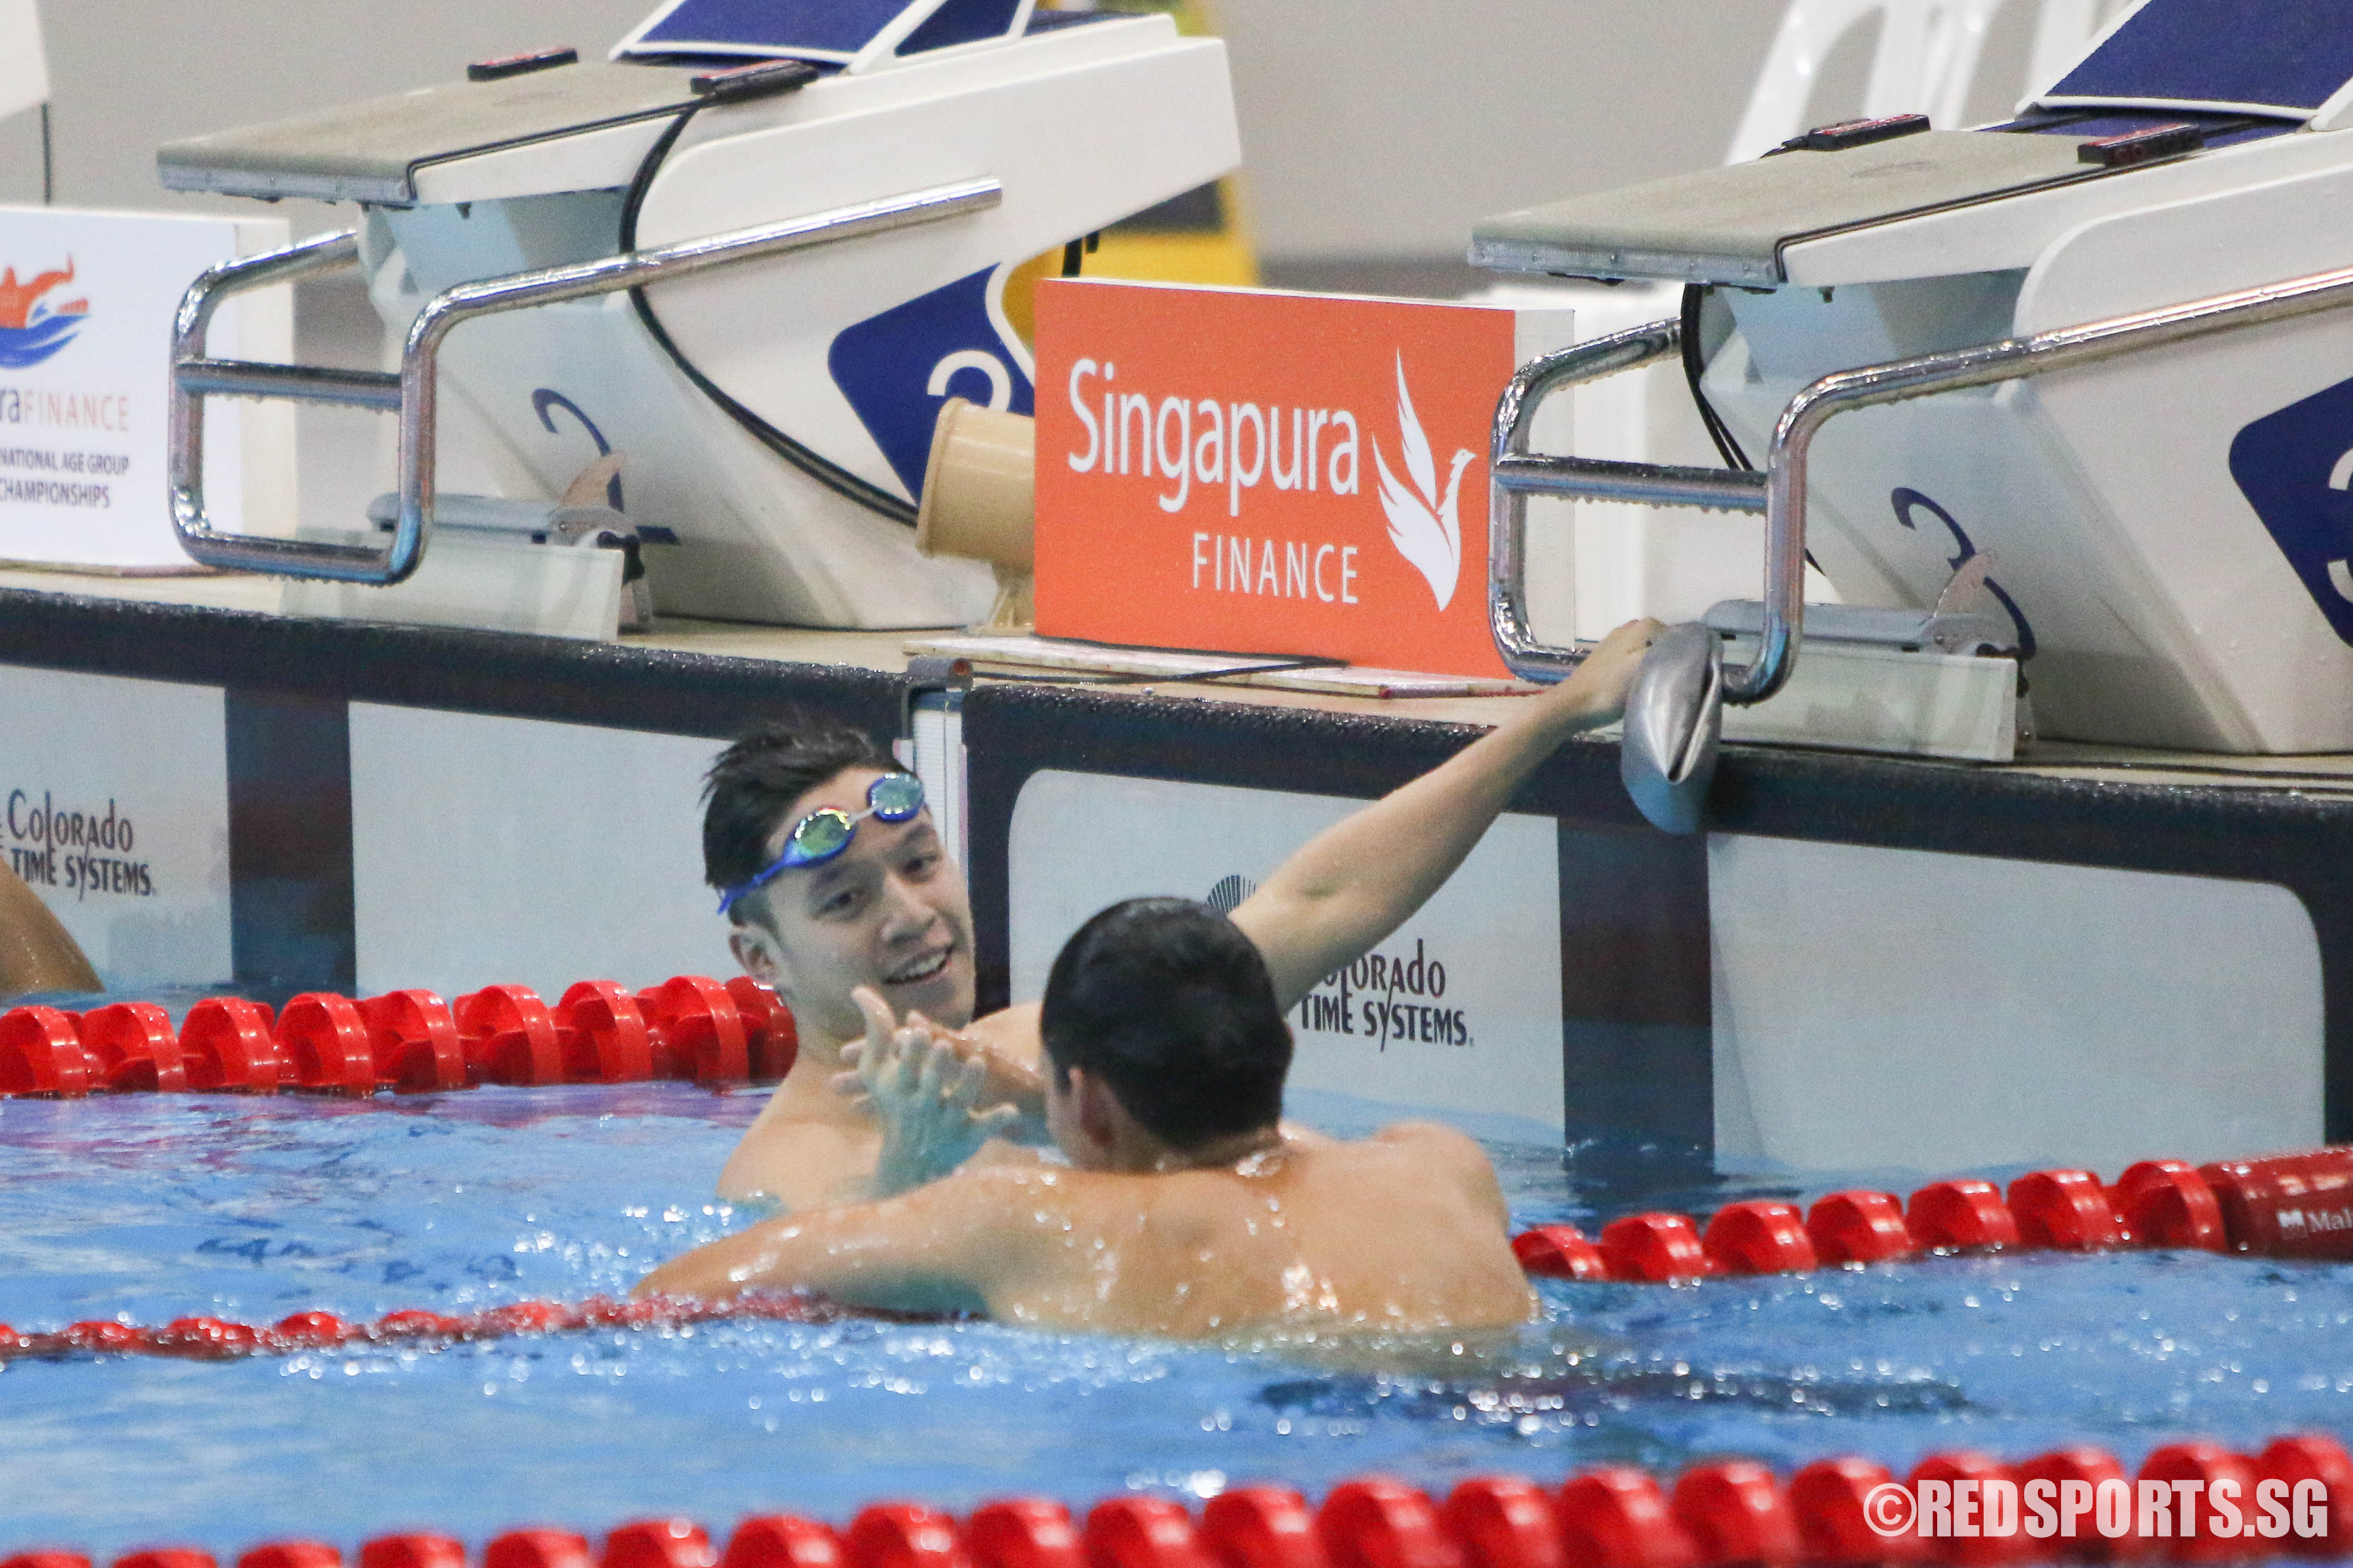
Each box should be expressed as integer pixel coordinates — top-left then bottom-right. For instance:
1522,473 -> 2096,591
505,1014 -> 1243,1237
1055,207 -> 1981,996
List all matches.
830,619 -> 1655,1153
637,1164 -> 1036,1316
1232,618 -> 1661,1010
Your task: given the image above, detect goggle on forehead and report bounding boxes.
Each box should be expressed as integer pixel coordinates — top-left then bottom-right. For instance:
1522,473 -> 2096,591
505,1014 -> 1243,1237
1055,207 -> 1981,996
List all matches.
716,772 -> 926,918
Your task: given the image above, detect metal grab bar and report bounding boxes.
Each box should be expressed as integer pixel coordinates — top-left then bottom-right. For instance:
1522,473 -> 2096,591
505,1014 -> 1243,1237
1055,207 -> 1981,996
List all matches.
168,177 -> 1004,584
1487,319 -> 1766,684
1492,255 -> 2353,704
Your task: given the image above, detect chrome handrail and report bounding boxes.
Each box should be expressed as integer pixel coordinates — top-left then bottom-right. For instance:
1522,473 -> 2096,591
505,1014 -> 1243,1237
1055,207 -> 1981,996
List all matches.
169,177 -> 1004,584
1492,256 -> 2353,703
1488,319 -> 1767,685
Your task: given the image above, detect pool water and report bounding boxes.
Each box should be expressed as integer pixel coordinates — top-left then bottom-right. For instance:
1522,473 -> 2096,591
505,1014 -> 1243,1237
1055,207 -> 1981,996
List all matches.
1,1083 -> 2349,1554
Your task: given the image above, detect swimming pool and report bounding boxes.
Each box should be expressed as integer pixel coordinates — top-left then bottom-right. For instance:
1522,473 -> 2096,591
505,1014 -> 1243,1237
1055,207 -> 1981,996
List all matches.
3,1080 -> 2350,1556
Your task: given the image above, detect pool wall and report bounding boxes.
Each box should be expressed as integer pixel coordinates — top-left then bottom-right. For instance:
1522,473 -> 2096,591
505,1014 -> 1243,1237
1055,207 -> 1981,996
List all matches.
1,585 -> 2343,1173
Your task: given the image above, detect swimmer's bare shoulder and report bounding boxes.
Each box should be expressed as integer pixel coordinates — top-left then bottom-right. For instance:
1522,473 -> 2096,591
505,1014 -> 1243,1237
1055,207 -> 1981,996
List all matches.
1367,1120 -> 1511,1220
717,1092 -> 880,1209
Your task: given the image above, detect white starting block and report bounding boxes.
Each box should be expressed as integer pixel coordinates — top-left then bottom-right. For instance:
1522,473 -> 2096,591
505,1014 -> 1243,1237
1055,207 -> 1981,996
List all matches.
156,0 -> 1239,629
1473,0 -> 2129,646
1477,0 -> 2353,765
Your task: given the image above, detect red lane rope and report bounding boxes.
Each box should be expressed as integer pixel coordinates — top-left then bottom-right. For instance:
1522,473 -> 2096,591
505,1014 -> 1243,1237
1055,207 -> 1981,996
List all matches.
0,976 -> 797,1098
5,1432 -> 2348,1567
1511,1148 -> 2353,1280
14,1140 -> 2337,1363
0,1292 -> 944,1366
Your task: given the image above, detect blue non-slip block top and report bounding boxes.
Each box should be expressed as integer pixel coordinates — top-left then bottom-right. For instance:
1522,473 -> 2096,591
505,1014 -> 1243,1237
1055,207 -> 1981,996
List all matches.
627,0 -> 1023,59
635,0 -> 909,54
2046,0 -> 2353,115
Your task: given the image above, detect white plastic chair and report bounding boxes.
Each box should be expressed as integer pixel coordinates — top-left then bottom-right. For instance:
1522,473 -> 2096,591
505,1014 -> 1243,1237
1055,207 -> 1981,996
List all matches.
0,0 -> 49,124
1504,0 -> 2126,640
1726,0 -> 2117,163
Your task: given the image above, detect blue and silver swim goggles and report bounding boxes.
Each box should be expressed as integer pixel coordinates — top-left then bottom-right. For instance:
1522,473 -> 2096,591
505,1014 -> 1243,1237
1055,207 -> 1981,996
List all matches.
716,772 -> 927,917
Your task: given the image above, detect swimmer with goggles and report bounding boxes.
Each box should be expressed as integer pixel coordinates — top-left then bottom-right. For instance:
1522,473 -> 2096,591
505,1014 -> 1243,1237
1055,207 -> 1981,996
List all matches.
715,771 -> 927,918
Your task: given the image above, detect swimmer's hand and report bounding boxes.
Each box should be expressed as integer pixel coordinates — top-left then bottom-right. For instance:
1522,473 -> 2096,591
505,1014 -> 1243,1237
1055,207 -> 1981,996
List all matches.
833,1006 -> 1046,1134
846,987 -> 1022,1200
1540,617 -> 1664,731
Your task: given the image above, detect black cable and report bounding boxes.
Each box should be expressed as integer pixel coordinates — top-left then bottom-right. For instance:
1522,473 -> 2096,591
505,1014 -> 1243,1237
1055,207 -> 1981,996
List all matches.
1101,655 -> 1346,687
618,99 -> 921,526
963,653 -> 1347,688
1680,283 -> 1753,473
40,104 -> 52,205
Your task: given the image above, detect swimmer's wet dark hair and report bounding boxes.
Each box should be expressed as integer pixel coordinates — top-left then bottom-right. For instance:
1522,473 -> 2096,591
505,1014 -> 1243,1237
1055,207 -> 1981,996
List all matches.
703,710 -> 891,924
1041,897 -> 1290,1150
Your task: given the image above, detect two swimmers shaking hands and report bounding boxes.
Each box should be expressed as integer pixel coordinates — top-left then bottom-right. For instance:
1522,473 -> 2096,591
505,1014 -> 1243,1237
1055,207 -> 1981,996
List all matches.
636,619 -> 1663,1338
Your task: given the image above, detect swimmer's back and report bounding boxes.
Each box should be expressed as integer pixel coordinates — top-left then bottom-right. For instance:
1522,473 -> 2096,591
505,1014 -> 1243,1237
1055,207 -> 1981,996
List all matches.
974,1121 -> 1537,1337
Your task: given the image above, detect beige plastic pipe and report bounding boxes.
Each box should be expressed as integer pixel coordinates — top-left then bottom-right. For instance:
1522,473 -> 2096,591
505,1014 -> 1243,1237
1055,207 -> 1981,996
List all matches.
917,397 -> 1035,632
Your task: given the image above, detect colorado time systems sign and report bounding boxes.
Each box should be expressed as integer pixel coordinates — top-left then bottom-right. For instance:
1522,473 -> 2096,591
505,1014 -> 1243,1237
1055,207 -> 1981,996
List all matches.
1031,280 -> 1520,678
1008,772 -> 1565,1135
0,666 -> 233,987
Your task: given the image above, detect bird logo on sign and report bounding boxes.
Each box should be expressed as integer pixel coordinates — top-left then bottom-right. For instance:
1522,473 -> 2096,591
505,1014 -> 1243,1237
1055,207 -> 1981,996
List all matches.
1372,354 -> 1473,612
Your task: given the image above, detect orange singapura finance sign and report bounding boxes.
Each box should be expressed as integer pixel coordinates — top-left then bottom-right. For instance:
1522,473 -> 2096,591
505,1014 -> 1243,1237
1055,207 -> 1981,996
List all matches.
1033,279 -> 1520,678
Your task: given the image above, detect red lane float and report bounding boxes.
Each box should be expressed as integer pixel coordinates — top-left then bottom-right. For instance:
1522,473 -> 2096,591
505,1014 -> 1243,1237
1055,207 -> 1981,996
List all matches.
482,1536 -> 593,1568
179,997 -> 281,1093
1088,1497 -> 1216,1568
1786,1457 -> 1911,1567
1439,1479 -> 1558,1568
80,1001 -> 185,1092
0,1292 -> 854,1365
0,1005 -> 91,1096
1906,1180 -> 2019,1252
1596,1214 -> 1712,1284
277,993 -> 378,1096
0,977 -> 795,1101
725,1520 -> 843,1568
600,1523 -> 709,1568
1514,1143 -> 2353,1282
1804,1192 -> 1915,1266
2005,1171 -> 2121,1252
964,1500 -> 1079,1568
639,976 -> 750,1084
359,990 -> 469,1093
4,1432 -> 2349,1568
1668,1462 -> 1797,1568
1316,1478 -> 1458,1568
554,982 -> 656,1084
1510,1227 -> 1606,1282
723,1520 -> 842,1568
240,1546 -> 342,1568
2262,1434 -> 2353,1557
1200,1489 -> 1321,1568
1701,1202 -> 1816,1276
1904,1453 -> 2020,1568
455,986 -> 567,1087
1554,1469 -> 1694,1568
726,976 -> 800,1083
2198,1148 -> 2353,1261
361,1539 -> 467,1568
847,1505 -> 966,1568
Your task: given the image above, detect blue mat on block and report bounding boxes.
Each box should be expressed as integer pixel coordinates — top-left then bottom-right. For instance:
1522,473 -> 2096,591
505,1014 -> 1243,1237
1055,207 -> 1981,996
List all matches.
2046,0 -> 2353,117
622,0 -> 1026,61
